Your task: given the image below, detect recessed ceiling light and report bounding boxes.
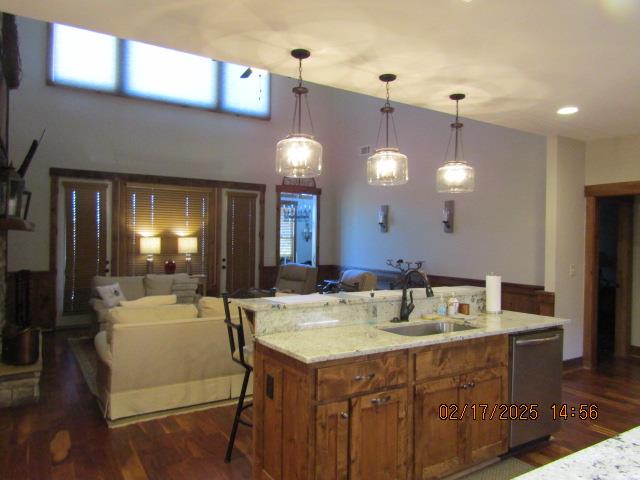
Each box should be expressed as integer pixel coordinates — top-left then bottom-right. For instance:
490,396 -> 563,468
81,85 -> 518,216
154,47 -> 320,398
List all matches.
557,106 -> 579,115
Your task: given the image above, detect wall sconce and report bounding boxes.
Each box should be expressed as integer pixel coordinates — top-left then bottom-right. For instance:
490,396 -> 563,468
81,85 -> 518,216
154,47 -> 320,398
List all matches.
378,205 -> 389,232
178,237 -> 198,275
443,200 -> 454,233
140,237 -> 161,273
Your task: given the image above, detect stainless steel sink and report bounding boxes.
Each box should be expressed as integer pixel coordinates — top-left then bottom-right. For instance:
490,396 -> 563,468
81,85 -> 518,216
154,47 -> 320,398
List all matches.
380,321 -> 478,336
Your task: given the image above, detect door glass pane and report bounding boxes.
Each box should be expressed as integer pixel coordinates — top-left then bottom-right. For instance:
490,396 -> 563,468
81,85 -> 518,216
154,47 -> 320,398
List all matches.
279,192 -> 317,265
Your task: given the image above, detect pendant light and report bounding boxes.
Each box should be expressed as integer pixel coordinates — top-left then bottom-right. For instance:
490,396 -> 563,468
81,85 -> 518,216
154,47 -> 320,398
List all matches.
275,49 -> 322,178
367,74 -> 409,186
436,93 -> 475,193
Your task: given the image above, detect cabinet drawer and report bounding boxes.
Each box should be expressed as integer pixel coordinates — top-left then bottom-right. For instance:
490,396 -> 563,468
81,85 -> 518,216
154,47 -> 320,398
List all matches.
415,335 -> 507,381
317,354 -> 407,401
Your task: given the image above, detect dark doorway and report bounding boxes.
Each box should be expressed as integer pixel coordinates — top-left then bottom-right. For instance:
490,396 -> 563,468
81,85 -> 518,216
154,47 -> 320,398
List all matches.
596,196 -> 633,361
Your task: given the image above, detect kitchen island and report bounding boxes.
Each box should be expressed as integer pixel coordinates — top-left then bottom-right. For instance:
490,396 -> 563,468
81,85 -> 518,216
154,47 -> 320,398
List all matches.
238,289 -> 569,480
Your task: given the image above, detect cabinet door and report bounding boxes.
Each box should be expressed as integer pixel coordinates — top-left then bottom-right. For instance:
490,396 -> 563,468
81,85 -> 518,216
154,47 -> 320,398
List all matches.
315,401 -> 349,480
465,366 -> 509,464
414,376 -> 465,479
350,388 -> 408,480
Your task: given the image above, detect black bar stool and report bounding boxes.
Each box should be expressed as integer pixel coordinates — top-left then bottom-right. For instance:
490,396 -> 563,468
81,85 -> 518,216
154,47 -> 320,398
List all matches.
222,292 -> 254,463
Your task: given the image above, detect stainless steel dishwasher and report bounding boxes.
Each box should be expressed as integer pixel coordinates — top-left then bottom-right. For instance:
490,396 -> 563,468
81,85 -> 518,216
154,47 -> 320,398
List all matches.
509,328 -> 563,449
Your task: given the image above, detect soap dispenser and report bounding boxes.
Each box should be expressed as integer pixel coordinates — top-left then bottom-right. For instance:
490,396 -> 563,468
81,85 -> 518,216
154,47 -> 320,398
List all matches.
367,290 -> 377,325
436,295 -> 447,316
447,292 -> 459,316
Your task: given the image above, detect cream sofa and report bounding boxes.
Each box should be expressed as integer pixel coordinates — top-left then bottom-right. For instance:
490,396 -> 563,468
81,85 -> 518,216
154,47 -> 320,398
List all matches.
90,274 -> 199,325
94,298 -> 250,421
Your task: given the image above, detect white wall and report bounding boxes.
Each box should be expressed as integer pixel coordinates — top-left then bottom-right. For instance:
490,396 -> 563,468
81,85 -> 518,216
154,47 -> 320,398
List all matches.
329,87 -> 547,284
546,136 -> 587,360
8,17 -> 339,272
586,133 -> 640,185
632,196 -> 640,347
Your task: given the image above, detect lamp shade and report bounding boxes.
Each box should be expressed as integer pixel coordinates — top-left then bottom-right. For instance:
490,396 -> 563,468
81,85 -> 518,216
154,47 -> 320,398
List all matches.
367,148 -> 408,186
178,236 -> 198,254
140,236 -> 161,254
436,161 -> 475,193
276,134 -> 323,178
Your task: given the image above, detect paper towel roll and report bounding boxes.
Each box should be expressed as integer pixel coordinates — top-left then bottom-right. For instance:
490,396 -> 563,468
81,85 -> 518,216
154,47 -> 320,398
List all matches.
486,274 -> 502,313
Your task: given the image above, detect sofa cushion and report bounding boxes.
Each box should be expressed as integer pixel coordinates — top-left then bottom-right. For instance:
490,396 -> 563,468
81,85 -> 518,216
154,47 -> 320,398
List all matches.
93,276 -> 146,301
109,304 -> 198,325
95,283 -> 127,308
144,274 -> 175,296
119,295 -> 177,308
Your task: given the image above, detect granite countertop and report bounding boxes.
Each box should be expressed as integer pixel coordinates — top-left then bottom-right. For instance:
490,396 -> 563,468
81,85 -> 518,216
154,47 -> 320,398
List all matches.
235,286 -> 485,312
255,310 -> 570,364
514,426 -> 640,479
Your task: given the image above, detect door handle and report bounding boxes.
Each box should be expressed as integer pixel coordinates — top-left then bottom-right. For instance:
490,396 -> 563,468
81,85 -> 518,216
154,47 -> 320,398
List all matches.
353,373 -> 375,382
370,395 -> 391,405
515,334 -> 560,346
340,412 -> 349,419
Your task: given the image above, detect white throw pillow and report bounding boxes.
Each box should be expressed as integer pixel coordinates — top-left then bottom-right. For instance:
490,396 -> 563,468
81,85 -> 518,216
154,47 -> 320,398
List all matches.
95,283 -> 127,308
119,294 -> 177,308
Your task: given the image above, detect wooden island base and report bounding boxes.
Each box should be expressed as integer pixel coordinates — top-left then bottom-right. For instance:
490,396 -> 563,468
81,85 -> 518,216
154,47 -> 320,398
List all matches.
253,334 -> 509,480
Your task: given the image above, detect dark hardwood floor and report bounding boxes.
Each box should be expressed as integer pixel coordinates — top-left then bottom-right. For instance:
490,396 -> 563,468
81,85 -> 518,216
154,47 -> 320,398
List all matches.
1,329 -> 639,479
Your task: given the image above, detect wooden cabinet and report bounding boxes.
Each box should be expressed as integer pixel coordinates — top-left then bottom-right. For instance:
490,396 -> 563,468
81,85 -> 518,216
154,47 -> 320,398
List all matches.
315,388 -> 408,480
350,389 -> 408,480
254,334 -> 510,480
413,336 -> 509,479
315,401 -> 349,480
317,353 -> 407,401
414,376 -> 466,479
466,367 -> 509,464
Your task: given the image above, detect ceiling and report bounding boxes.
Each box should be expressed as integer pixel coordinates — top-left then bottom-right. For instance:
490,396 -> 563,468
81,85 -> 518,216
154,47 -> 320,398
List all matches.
2,0 -> 639,141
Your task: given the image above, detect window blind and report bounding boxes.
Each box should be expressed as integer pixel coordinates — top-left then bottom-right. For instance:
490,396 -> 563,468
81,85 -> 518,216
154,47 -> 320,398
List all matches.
125,184 -> 210,276
63,182 -> 108,314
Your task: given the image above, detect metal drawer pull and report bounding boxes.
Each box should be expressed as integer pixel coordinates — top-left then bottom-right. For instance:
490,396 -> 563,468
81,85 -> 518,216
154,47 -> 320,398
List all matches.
340,412 -> 349,419
353,373 -> 376,381
371,395 -> 391,405
515,335 -> 560,346
460,381 -> 476,389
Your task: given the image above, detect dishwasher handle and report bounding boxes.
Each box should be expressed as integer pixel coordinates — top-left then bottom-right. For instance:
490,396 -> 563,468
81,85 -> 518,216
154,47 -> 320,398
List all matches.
515,334 -> 561,346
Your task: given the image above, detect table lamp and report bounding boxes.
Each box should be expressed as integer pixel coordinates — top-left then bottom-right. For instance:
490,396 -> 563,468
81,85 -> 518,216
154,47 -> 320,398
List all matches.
140,237 -> 161,273
178,237 -> 198,275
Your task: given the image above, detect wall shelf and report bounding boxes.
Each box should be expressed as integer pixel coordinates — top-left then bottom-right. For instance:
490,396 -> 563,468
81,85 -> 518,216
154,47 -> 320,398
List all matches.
0,218 -> 34,231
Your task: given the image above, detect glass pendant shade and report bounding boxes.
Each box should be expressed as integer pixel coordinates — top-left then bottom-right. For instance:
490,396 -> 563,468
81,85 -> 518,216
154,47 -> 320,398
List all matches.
437,93 -> 475,193
367,73 -> 408,186
276,49 -> 322,178
367,147 -> 408,186
436,161 -> 475,193
276,133 -> 322,178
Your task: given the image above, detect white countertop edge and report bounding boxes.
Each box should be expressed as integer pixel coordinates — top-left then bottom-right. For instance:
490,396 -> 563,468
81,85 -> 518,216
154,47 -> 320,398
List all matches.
256,314 -> 570,364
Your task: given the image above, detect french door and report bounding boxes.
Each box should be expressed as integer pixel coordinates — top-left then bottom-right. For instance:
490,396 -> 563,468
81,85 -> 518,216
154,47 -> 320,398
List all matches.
62,181 -> 110,314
